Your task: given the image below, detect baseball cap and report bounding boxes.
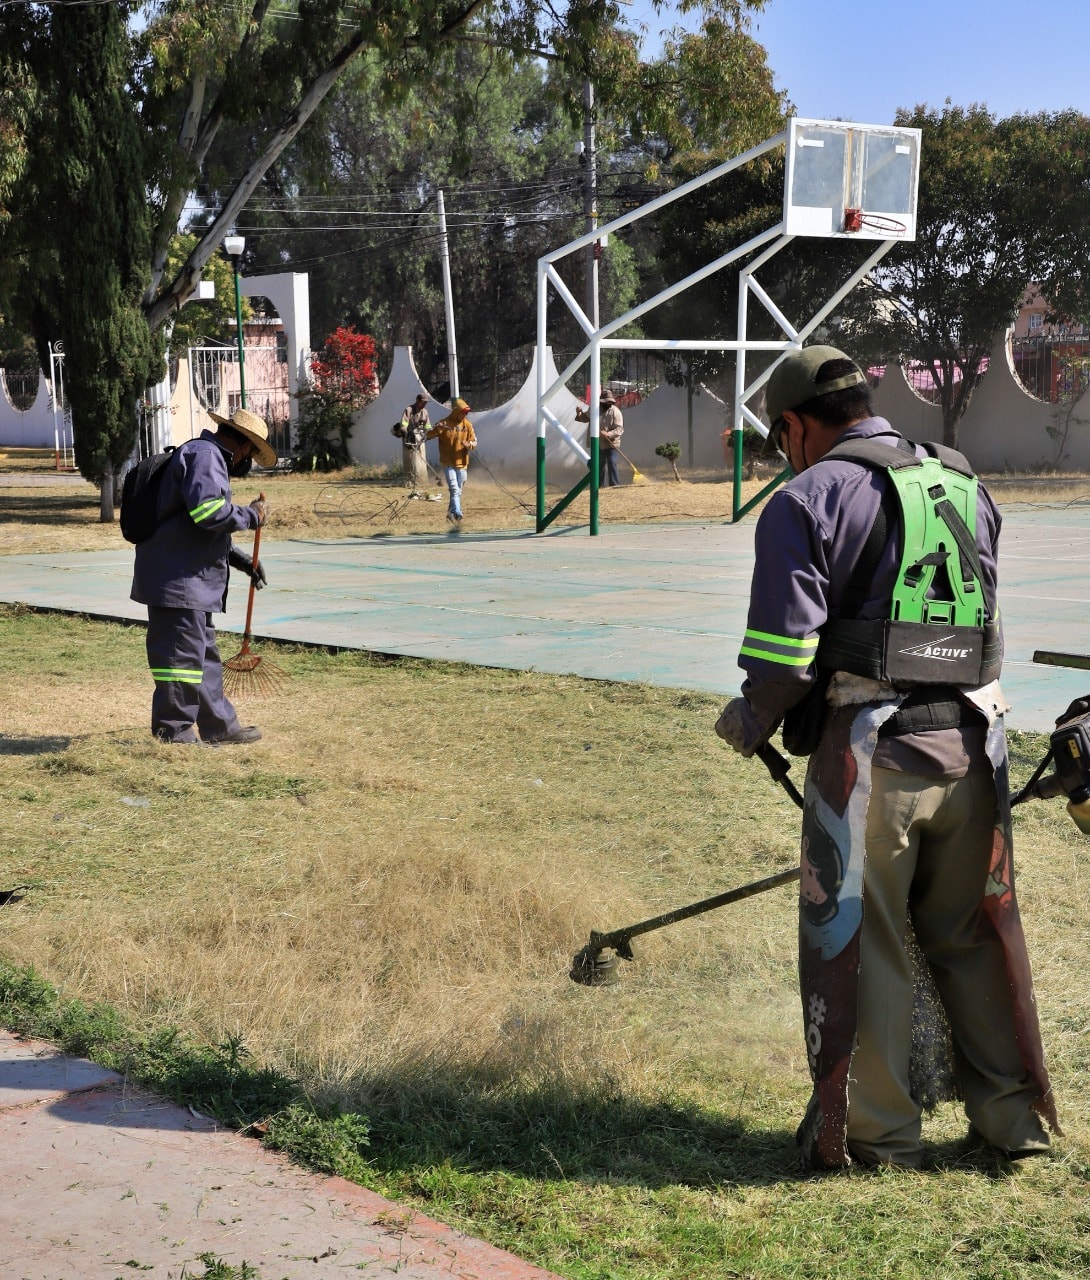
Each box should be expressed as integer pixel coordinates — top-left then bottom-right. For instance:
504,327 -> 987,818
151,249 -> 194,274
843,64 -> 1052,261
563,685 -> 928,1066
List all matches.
765,346 -> 866,430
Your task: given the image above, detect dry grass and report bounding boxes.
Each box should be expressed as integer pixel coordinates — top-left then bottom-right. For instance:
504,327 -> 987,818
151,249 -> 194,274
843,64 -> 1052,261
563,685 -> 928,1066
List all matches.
0,448 -> 762,555
5,447 -> 1090,559
0,614 -> 801,1108
1,447 -> 1087,1111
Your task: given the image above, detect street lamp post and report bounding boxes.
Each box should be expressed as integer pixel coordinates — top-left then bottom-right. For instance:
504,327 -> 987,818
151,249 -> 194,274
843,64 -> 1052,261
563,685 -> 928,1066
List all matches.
223,234 -> 247,410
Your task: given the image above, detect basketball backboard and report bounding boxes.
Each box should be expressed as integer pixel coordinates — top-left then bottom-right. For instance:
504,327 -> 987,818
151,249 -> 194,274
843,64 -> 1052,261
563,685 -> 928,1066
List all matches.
783,118 -> 921,241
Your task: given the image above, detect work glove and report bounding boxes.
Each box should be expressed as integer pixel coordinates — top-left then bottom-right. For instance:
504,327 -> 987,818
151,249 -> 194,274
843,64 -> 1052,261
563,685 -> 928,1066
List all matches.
1057,696 -> 1090,725
251,496 -> 268,526
228,546 -> 267,590
715,697 -> 757,758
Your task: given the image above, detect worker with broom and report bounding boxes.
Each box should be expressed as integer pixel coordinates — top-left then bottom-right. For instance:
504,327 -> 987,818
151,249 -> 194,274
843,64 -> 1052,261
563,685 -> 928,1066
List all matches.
130,406 -> 275,745
576,387 -> 625,486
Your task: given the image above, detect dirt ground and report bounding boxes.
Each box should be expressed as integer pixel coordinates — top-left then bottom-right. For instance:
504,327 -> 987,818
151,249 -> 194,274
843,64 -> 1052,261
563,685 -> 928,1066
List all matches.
3,447 -> 1090,558
0,447 -> 784,555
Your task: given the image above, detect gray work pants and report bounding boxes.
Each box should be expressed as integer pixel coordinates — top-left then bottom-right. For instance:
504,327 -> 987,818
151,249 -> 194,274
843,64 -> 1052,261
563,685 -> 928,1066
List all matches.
847,764 -> 1049,1164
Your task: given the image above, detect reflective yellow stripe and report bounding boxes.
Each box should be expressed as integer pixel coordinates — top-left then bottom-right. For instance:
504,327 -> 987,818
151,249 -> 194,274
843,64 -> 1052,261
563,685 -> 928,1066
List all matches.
150,667 -> 203,684
739,645 -> 815,667
740,628 -> 819,668
190,496 -> 226,523
744,628 -> 818,650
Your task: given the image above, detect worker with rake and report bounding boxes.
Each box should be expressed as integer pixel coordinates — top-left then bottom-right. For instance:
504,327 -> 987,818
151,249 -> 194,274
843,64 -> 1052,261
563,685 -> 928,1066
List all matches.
715,346 -> 1058,1171
394,392 -> 432,496
130,406 -> 275,745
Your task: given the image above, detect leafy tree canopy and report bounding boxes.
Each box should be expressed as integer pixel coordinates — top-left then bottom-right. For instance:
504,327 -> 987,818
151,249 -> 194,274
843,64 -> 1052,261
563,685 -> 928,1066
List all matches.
854,104 -> 1090,445
135,0 -> 779,332
0,0 -> 783,498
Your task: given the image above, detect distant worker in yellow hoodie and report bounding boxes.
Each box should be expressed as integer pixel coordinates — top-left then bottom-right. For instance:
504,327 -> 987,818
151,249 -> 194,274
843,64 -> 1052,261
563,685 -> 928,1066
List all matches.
427,397 -> 476,524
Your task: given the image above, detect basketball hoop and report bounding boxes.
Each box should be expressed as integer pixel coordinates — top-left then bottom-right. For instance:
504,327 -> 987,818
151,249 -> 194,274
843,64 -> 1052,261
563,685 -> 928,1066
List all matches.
785,119 -> 920,242
844,210 -> 907,236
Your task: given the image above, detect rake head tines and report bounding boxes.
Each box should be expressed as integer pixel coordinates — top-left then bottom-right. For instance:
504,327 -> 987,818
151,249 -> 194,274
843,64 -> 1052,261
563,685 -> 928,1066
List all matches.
222,650 -> 288,699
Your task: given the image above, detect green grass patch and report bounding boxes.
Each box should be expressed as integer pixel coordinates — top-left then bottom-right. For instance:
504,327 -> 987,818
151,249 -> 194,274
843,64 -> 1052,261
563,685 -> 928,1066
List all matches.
0,607 -> 1088,1279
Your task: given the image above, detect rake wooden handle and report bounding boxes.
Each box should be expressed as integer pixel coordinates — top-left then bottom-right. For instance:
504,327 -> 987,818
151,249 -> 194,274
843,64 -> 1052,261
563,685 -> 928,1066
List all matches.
241,492 -> 265,642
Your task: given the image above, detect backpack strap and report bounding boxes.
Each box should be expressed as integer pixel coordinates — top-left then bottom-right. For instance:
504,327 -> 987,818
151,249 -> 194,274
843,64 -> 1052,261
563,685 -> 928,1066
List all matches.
829,436 -> 916,619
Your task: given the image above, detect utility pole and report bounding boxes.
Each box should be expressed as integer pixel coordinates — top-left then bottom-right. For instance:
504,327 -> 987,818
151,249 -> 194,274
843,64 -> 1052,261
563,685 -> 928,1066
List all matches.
582,78 -> 599,330
436,189 -> 460,400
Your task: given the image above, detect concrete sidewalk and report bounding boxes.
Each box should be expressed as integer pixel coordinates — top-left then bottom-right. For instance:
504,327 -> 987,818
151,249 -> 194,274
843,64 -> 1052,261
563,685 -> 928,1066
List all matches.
0,1029 -> 562,1280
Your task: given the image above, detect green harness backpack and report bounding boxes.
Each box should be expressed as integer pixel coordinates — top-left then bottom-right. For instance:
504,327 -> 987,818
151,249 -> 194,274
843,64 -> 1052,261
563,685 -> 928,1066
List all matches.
817,438 -> 1001,688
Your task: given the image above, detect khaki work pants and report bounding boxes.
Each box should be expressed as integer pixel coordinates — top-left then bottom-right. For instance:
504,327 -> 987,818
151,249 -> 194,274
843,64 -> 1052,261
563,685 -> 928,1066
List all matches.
847,764 -> 1049,1165
403,442 -> 428,491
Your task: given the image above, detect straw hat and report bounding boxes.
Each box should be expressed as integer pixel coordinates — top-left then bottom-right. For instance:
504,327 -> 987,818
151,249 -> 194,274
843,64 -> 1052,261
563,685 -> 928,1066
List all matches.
209,407 -> 278,469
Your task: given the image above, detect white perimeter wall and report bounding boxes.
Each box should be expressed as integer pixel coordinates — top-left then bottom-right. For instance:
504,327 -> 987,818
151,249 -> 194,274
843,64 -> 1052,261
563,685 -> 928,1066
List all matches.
872,332 -> 1090,470
11,326 -> 1090,475
0,271 -> 309,454
0,371 -> 55,448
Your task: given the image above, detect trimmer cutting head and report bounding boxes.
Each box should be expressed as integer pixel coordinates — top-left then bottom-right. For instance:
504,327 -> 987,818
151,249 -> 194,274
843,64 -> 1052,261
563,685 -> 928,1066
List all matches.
569,935 -> 633,985
569,945 -> 618,986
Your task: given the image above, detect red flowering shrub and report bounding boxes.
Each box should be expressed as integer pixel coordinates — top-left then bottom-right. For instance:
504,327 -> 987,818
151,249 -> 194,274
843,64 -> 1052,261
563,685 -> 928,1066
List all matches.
308,328 -> 380,410
295,327 -> 380,470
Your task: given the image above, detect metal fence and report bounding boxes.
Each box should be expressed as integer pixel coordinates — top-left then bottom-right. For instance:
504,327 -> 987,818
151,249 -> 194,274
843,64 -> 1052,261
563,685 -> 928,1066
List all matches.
189,344 -> 292,455
0,369 -> 40,411
1010,335 -> 1090,405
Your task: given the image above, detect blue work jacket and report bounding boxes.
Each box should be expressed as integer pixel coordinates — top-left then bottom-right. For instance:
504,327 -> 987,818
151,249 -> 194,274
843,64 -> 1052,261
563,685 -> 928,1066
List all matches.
130,432 -> 261,612
737,417 -> 1002,743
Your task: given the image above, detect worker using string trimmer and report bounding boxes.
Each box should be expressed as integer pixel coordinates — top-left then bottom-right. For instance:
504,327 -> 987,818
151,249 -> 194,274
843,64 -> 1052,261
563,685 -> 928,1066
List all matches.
714,345 -> 1059,1172
129,406 -> 275,745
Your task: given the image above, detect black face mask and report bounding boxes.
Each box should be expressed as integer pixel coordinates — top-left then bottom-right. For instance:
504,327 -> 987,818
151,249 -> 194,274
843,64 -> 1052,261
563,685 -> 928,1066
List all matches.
229,455 -> 253,479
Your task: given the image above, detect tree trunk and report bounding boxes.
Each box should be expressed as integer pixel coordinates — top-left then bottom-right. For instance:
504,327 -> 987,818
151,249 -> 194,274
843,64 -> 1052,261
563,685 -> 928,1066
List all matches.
99,465 -> 115,523
942,408 -> 960,451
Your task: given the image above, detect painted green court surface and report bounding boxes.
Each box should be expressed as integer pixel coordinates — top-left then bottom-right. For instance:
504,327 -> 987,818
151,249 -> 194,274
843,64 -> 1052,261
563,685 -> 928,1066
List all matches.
1,505 -> 1087,731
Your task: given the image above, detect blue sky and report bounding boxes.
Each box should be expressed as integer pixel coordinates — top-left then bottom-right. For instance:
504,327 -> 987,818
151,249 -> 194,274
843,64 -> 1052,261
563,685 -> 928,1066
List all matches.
629,0 -> 1090,124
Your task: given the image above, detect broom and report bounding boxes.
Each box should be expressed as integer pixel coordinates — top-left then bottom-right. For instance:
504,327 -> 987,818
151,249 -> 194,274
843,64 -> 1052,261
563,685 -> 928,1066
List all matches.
222,493 -> 287,698
613,446 -> 650,485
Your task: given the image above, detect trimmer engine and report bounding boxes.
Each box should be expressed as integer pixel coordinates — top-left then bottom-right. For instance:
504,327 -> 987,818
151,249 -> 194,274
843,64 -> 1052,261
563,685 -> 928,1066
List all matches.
1014,707 -> 1090,833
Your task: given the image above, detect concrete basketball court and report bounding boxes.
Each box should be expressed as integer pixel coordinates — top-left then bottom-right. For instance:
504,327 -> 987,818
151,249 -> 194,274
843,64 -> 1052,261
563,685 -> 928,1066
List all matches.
2,503 -> 1089,732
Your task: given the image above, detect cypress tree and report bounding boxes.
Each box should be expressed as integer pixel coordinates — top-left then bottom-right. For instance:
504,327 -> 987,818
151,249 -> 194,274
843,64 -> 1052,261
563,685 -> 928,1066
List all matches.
43,2 -> 162,518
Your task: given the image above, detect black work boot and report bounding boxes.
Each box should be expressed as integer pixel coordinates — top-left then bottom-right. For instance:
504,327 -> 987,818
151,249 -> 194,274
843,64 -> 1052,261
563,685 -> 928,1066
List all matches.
204,725 -> 262,745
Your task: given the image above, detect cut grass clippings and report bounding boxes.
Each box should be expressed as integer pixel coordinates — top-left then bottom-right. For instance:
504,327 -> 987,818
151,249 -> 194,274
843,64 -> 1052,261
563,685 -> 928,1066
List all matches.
1,603 -> 1089,1279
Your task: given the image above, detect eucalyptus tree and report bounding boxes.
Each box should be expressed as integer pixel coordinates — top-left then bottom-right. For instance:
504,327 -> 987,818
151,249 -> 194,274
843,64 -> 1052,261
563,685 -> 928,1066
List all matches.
214,47 -> 590,391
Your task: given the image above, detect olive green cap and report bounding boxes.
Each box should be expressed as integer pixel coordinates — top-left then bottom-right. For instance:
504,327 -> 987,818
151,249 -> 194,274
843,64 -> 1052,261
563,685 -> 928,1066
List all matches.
765,345 -> 866,424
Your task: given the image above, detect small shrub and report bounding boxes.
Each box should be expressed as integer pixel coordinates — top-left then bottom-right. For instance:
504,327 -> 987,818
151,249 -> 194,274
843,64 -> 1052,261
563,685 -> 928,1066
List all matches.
263,1103 -> 372,1181
655,440 -> 682,481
